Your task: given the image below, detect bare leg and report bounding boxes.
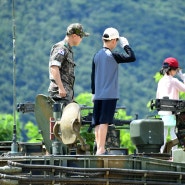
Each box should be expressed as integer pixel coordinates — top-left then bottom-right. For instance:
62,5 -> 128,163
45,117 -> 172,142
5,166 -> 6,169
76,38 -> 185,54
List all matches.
94,125 -> 100,148
161,126 -> 168,153
95,123 -> 108,155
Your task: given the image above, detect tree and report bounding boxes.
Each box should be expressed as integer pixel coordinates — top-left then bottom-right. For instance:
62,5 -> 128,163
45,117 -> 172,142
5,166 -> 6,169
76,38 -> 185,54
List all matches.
0,113 -> 21,141
24,121 -> 43,142
0,112 -> 42,143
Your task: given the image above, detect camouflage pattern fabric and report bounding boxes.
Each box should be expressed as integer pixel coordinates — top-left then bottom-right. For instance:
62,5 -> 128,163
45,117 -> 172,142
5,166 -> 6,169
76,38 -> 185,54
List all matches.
48,39 -> 75,102
106,125 -> 120,148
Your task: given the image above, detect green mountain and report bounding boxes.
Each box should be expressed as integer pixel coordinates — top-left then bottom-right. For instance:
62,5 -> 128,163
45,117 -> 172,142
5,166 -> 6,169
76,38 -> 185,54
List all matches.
1,0 -> 185,123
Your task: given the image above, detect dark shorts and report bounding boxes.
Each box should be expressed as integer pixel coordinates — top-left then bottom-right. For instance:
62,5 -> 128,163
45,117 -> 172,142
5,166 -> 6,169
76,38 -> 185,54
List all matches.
92,99 -> 117,126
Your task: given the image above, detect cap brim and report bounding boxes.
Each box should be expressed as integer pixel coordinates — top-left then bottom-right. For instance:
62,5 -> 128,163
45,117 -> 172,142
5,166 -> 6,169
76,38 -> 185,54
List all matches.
102,37 -> 111,40
82,32 -> 90,37
102,36 -> 119,40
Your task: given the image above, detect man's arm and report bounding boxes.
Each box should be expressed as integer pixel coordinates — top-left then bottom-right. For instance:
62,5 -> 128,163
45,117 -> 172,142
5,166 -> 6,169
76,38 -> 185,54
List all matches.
50,65 -> 66,98
112,45 -> 136,63
112,37 -> 136,63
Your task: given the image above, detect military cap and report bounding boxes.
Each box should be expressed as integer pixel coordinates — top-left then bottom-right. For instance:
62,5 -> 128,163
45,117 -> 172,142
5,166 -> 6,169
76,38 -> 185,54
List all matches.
66,23 -> 89,37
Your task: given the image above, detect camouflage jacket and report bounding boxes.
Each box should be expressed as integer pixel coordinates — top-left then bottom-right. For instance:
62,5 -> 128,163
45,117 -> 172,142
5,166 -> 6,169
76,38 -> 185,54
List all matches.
48,39 -> 75,102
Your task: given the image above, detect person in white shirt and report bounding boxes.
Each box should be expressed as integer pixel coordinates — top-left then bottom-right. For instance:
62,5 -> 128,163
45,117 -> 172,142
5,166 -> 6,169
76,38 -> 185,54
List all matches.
156,57 -> 185,152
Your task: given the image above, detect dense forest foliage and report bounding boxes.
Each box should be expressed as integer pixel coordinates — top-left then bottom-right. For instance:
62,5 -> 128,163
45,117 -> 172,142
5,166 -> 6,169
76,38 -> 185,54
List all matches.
1,0 -> 185,125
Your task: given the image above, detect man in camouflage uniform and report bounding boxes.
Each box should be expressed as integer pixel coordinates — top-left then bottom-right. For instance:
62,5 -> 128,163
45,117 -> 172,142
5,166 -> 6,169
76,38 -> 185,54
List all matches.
48,23 -> 89,103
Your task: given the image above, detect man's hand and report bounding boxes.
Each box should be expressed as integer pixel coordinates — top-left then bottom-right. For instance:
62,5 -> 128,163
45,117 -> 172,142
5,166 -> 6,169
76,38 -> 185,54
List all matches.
119,37 -> 129,48
59,87 -> 67,98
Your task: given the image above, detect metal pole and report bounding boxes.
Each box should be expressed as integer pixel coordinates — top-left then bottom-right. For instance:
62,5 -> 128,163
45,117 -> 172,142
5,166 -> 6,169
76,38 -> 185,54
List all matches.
11,0 -> 18,154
